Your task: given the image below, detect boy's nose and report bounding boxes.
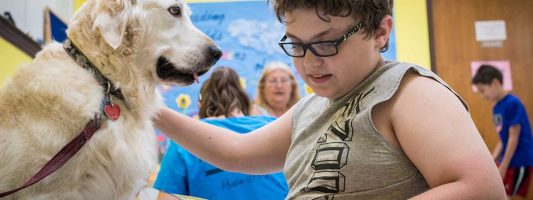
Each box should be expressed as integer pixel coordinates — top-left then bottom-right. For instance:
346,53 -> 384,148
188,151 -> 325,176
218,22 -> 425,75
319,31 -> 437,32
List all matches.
303,50 -> 323,69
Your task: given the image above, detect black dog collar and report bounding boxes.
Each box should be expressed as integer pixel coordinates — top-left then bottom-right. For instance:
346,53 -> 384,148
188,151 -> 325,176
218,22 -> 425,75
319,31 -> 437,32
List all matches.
63,39 -> 125,101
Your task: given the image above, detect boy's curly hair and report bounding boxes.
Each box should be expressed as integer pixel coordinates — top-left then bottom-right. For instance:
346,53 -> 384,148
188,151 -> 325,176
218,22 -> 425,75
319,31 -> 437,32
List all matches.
271,0 -> 393,52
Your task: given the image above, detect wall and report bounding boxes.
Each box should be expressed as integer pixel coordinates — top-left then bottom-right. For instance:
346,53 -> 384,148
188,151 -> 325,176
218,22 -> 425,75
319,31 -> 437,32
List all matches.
0,0 -> 74,86
74,0 -> 86,11
431,0 -> 533,157
394,0 -> 431,69
0,0 -> 73,43
0,38 -> 32,86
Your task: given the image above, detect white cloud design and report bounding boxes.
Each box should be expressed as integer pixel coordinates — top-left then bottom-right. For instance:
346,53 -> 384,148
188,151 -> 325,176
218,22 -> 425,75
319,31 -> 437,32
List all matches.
227,19 -> 284,55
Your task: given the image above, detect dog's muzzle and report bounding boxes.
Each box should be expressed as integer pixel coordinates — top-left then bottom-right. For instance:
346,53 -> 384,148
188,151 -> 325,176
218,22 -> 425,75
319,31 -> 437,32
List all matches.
156,45 -> 222,85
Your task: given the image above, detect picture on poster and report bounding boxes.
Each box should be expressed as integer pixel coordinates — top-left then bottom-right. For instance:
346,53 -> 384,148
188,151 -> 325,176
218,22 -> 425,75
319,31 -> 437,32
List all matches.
471,60 -> 513,91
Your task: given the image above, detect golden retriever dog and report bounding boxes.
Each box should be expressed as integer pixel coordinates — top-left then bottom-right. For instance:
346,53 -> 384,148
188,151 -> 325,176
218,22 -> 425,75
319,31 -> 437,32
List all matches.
0,0 -> 221,199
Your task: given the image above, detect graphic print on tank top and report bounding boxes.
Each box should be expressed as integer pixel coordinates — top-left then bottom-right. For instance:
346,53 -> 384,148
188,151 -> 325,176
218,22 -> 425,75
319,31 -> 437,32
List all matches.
303,87 -> 375,197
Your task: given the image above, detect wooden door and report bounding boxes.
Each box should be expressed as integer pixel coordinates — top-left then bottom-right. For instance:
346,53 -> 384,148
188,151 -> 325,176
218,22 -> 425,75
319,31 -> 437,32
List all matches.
430,0 -> 533,197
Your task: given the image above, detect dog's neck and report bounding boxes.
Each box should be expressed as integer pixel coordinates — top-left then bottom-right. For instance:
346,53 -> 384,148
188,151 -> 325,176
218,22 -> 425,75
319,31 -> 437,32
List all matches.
65,6 -> 162,120
62,36 -> 162,120
64,39 -> 125,101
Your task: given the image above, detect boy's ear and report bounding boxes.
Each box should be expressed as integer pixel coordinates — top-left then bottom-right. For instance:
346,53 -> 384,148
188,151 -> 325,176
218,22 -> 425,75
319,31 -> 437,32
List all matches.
375,15 -> 393,51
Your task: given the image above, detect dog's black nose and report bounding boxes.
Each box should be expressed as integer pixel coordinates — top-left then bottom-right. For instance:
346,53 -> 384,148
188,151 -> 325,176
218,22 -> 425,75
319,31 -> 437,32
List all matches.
209,45 -> 222,61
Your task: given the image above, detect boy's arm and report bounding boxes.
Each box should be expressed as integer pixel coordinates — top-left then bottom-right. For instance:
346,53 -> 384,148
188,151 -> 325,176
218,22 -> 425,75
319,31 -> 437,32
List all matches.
154,106 -> 292,174
498,125 -> 521,177
385,72 -> 506,199
492,141 -> 502,162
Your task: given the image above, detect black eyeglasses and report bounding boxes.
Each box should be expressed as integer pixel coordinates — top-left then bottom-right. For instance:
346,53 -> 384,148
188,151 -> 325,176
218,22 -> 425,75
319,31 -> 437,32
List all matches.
278,21 -> 364,57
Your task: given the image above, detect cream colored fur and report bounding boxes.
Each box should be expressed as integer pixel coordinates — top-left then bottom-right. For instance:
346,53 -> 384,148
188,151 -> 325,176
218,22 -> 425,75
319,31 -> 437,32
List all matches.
0,0 -> 217,199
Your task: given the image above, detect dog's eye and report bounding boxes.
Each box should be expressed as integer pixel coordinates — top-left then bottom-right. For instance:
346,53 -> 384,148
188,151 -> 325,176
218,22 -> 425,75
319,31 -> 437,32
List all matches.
168,5 -> 181,16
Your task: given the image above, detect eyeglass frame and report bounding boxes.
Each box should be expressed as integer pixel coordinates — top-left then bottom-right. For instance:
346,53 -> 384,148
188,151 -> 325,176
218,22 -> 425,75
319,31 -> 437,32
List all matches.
278,21 -> 364,57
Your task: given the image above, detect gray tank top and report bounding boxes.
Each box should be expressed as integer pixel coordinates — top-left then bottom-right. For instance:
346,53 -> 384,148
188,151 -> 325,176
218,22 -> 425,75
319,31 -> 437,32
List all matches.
284,61 -> 467,199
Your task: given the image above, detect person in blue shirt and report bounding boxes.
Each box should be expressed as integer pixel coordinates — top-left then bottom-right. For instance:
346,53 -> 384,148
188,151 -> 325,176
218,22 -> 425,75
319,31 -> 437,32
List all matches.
473,64 -> 533,198
154,66 -> 288,200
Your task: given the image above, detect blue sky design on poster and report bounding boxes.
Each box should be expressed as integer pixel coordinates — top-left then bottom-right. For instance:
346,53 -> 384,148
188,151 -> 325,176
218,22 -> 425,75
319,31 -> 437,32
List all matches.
227,19 -> 285,55
160,0 -> 397,117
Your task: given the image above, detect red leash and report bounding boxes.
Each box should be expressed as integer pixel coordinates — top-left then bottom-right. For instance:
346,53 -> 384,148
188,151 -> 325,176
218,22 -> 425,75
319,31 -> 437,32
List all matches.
0,38 -> 123,198
0,116 -> 102,198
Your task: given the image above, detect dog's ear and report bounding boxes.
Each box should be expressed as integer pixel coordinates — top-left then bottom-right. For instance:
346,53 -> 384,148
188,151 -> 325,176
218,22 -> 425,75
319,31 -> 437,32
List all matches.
93,0 -> 133,49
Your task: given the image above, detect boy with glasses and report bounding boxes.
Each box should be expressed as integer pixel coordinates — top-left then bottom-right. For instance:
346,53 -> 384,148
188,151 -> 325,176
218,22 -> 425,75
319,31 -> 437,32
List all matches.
155,0 -> 506,199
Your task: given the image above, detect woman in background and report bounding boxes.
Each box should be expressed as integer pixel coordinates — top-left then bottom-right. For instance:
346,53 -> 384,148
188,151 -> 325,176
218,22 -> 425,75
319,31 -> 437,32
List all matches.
254,61 -> 300,117
154,66 -> 288,200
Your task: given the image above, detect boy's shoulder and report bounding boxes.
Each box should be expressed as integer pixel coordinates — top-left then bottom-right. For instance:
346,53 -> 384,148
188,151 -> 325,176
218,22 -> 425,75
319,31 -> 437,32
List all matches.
295,61 -> 460,113
506,94 -> 522,103
498,94 -> 519,104
374,61 -> 437,84
376,61 -> 465,105
498,94 -> 525,109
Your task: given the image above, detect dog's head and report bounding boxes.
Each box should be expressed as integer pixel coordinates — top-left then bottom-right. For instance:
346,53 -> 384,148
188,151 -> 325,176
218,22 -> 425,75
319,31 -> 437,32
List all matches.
69,0 -> 221,86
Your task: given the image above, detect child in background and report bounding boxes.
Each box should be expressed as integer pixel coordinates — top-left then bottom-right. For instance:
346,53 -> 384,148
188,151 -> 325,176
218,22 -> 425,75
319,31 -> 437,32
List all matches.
473,64 -> 533,199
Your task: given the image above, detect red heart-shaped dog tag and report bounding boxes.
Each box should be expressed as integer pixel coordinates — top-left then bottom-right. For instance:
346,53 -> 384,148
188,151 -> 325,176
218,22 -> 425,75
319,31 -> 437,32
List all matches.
104,104 -> 121,121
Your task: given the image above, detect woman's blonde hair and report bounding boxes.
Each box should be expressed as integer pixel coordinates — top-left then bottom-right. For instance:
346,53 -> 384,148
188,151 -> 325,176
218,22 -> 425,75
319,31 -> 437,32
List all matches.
256,61 -> 300,109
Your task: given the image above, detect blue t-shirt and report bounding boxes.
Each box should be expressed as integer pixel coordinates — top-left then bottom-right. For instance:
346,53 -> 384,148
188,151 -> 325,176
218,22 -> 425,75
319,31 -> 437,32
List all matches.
494,94 -> 533,167
154,116 -> 288,199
